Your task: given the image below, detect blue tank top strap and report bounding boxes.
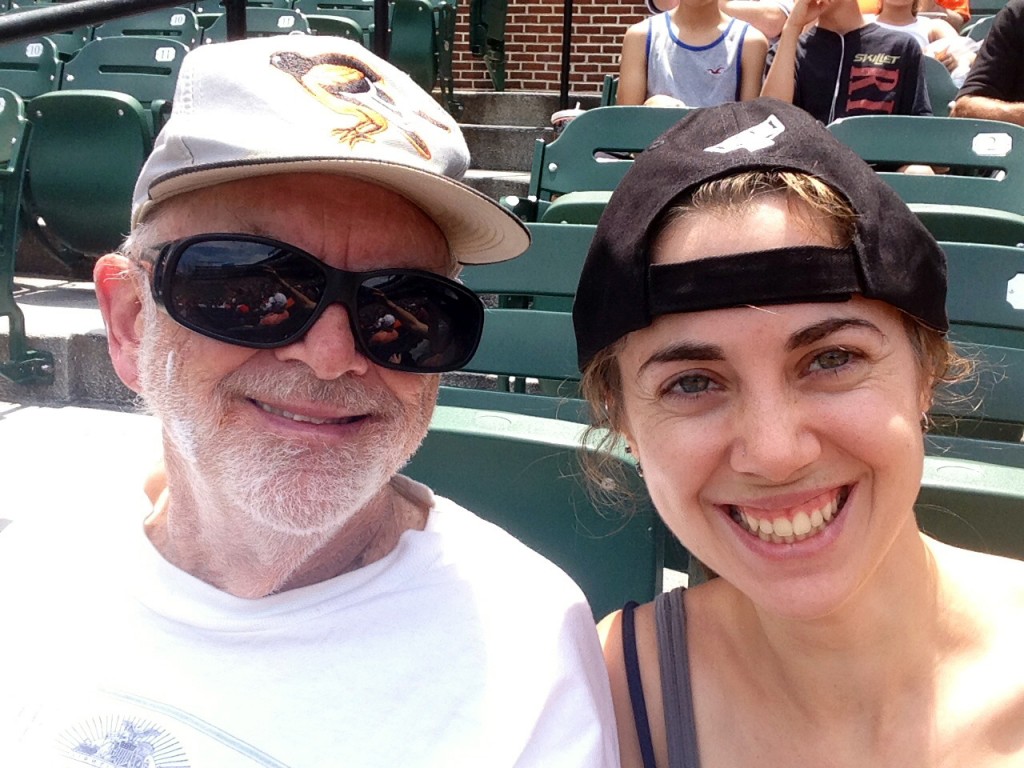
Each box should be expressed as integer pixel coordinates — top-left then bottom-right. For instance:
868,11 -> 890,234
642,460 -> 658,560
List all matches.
655,587 -> 702,768
621,600 -> 658,768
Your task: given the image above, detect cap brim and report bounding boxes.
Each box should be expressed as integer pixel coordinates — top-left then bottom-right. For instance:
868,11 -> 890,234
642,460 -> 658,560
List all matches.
136,157 -> 531,265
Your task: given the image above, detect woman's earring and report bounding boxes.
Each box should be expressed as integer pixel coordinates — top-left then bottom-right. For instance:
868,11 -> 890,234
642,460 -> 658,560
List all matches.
625,446 -> 643,477
920,411 -> 929,432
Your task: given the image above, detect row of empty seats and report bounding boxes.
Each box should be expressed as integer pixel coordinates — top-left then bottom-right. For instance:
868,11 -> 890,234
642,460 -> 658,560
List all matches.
0,0 -> 452,98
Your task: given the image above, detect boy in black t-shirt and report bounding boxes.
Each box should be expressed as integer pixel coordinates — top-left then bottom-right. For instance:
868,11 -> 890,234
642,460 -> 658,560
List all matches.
761,0 -> 931,124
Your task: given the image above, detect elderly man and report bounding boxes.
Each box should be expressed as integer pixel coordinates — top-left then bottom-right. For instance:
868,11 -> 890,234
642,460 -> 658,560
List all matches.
0,36 -> 617,766
950,0 -> 1024,125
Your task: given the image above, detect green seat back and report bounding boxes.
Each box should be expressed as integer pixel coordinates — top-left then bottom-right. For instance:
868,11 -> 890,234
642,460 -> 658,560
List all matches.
439,223 -> 596,420
26,90 -> 153,255
93,7 -> 202,49
291,0 -> 376,44
922,242 -> 1024,465
304,12 -> 364,40
921,55 -> 957,117
0,37 -> 60,98
519,106 -> 690,222
909,204 -> 1024,246
828,115 -> 1024,210
600,73 -> 618,106
203,7 -> 310,40
964,14 -> 995,41
829,115 -> 1024,243
405,405 -> 666,618
4,6 -> 91,60
467,0 -> 507,90
458,222 -> 594,299
60,37 -> 189,107
389,0 -> 436,90
918,455 -> 1024,558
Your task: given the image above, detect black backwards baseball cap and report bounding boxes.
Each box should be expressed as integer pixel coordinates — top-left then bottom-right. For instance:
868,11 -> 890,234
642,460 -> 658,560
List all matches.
572,98 -> 948,370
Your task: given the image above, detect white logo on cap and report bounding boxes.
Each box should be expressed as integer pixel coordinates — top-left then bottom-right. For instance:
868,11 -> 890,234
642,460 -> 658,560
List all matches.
704,115 -> 785,154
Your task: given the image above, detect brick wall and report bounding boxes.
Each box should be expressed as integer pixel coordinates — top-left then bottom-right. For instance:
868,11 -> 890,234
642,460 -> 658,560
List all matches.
451,0 -> 649,94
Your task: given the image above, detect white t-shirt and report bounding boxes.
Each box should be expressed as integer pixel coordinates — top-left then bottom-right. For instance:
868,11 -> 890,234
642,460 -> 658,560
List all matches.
0,477 -> 618,767
873,16 -> 932,48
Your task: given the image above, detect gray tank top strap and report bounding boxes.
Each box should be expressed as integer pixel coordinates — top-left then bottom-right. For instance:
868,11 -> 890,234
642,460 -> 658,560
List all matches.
654,587 -> 701,768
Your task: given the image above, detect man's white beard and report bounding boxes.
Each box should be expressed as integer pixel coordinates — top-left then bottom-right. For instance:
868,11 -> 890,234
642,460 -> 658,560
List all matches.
136,304 -> 429,539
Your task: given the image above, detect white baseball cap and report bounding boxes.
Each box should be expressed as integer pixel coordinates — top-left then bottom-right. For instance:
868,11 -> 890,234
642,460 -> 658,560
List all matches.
132,35 -> 530,264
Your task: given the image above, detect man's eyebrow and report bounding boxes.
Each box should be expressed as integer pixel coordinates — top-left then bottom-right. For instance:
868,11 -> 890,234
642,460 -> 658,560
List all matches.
786,317 -> 883,351
638,341 -> 724,377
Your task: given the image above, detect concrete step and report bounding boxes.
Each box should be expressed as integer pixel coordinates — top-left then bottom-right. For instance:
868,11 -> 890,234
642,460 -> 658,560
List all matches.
0,278 -> 132,409
452,90 -> 601,128
462,168 -> 529,203
462,123 -> 546,173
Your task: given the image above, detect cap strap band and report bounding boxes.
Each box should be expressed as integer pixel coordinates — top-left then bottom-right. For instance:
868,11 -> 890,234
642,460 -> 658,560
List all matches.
648,245 -> 861,317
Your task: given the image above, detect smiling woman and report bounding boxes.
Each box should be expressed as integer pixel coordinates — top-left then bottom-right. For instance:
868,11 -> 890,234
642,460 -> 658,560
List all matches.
573,99 -> 1024,768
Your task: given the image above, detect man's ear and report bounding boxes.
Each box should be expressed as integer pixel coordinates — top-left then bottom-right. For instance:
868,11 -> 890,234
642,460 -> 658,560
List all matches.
94,253 -> 145,393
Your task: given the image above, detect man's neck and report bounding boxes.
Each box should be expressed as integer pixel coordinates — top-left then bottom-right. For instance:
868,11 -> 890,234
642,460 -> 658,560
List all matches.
144,470 -> 429,598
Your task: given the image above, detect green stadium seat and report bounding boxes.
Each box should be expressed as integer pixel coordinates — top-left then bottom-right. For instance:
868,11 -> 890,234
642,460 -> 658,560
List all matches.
25,90 -> 153,256
467,0 -> 506,90
510,105 -> 690,223
404,405 -> 667,618
922,55 -> 957,117
93,6 -> 202,49
459,222 -> 594,300
439,223 -> 596,420
291,0 -> 376,45
59,37 -> 190,133
963,13 -> 995,40
304,12 -> 363,40
917,455 -> 1024,559
828,115 -> 1024,244
0,87 -> 52,385
388,0 -> 435,90
0,36 -> 61,99
922,240 -> 1024,465
600,73 -> 618,106
5,3 -> 91,60
203,7 -> 310,40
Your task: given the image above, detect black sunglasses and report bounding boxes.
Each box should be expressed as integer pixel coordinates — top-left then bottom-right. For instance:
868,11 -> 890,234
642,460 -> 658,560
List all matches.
149,233 -> 484,373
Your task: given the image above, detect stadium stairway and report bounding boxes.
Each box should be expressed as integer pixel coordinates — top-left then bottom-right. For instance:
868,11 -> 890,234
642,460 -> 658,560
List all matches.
456,89 -> 600,202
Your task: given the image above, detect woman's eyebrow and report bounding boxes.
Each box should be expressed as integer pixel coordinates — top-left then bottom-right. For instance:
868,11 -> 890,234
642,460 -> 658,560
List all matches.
639,341 -> 724,377
786,317 -> 883,351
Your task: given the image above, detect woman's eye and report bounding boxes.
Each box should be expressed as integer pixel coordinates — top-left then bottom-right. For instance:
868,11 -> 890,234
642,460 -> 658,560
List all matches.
668,373 -> 712,395
810,348 -> 852,372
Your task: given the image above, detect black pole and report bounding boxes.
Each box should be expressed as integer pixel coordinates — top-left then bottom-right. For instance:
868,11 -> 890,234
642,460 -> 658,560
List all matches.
559,0 -> 572,110
372,0 -> 388,58
0,0 -> 189,43
223,0 -> 247,40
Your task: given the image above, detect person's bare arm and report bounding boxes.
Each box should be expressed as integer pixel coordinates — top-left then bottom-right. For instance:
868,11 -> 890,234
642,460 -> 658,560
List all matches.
618,22 -> 652,106
951,94 -> 1024,126
759,19 -> 801,102
761,0 -> 833,101
739,28 -> 770,100
721,0 -> 787,40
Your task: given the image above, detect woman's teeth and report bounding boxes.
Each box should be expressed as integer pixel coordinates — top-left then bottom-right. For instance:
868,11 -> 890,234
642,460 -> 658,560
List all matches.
729,488 -> 848,544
